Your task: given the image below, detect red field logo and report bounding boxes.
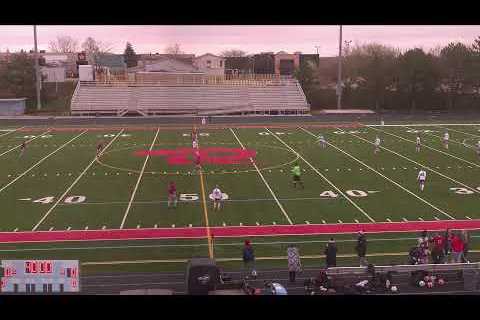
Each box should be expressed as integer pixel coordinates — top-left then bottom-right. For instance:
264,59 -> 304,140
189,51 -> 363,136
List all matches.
134,147 -> 256,165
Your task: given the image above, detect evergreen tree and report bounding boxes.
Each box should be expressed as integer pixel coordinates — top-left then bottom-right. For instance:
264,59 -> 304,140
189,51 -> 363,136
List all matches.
123,42 -> 138,68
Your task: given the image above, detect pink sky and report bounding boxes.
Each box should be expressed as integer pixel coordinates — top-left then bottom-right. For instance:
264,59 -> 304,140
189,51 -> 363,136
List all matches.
0,25 -> 478,56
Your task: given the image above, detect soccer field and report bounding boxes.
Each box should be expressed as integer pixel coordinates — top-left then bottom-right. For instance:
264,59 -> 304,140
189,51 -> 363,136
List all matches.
1,122 -> 480,272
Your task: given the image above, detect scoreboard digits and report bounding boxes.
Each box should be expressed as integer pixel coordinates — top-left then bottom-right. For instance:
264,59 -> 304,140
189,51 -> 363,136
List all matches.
1,260 -> 80,293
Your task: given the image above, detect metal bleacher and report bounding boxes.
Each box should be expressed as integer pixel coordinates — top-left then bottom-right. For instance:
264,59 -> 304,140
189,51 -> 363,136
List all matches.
70,76 -> 310,116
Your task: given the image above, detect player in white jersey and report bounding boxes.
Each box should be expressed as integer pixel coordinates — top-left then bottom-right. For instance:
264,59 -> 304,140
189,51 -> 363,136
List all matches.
443,131 -> 449,149
317,134 -> 327,149
416,135 -> 421,153
374,136 -> 381,154
211,185 -> 223,211
417,169 -> 427,191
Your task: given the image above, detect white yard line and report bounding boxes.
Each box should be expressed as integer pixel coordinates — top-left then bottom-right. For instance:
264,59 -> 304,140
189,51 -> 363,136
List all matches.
229,128 -> 293,225
369,126 -> 480,168
403,126 -> 474,149
265,127 -> 375,222
120,128 -> 160,229
437,125 -> 480,139
368,123 -> 480,127
345,130 -> 480,195
301,127 -> 455,220
0,130 -> 86,196
0,128 -> 52,158
31,129 -> 124,231
0,126 -> 24,138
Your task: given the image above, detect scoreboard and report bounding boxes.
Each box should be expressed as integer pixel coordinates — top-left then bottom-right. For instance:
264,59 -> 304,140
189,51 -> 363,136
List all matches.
0,260 -> 80,293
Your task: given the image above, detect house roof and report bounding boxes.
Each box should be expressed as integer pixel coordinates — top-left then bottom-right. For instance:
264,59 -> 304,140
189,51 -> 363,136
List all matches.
195,53 -> 223,59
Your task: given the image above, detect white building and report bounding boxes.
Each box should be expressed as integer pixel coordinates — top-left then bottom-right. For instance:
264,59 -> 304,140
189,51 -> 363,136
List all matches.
41,66 -> 66,83
193,54 -> 225,76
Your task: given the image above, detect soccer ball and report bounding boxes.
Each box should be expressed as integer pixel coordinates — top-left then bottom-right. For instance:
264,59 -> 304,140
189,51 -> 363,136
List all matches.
418,280 -> 426,287
391,285 -> 398,293
438,279 -> 445,285
427,281 -> 434,288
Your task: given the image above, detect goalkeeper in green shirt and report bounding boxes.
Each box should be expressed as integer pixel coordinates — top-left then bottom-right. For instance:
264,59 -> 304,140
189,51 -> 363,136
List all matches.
291,163 -> 304,189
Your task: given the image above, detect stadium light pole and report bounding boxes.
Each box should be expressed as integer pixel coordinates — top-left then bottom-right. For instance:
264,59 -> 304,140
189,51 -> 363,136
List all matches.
33,25 -> 42,111
336,25 -> 343,110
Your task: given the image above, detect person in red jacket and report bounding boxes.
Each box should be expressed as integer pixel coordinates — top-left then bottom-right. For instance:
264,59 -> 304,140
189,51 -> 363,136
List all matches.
430,233 -> 446,264
451,233 -> 465,263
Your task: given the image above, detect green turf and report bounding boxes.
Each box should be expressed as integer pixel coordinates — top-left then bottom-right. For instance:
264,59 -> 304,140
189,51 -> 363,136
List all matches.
0,124 -> 479,274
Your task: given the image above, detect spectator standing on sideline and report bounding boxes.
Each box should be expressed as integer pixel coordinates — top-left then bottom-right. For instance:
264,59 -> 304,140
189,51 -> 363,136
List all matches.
451,233 -> 465,263
287,244 -> 302,283
461,230 -> 470,263
418,230 -> 430,264
355,231 -> 368,267
444,229 -> 452,262
430,232 -> 446,264
324,238 -> 337,268
242,240 -> 256,278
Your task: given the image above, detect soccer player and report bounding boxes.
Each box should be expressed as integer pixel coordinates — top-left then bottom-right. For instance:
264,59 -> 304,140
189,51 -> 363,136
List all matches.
416,135 -> 421,153
191,127 -> 198,142
374,136 -> 381,154
443,131 -> 449,150
417,169 -> 427,191
317,134 -> 327,149
96,141 -> 104,157
167,181 -> 177,208
291,163 -> 304,189
212,185 -> 223,211
194,148 -> 201,168
201,117 -> 207,126
19,141 -> 27,158
192,138 -> 198,149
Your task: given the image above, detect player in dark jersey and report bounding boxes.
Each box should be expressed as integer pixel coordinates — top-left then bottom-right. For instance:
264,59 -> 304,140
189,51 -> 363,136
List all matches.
19,141 -> 27,158
167,181 -> 177,208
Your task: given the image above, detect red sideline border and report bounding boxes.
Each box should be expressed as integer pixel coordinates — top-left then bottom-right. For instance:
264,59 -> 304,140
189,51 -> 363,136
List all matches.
1,220 -> 480,244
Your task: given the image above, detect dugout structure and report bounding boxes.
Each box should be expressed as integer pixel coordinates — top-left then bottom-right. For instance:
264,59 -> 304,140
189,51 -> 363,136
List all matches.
0,98 -> 26,115
70,74 -> 310,116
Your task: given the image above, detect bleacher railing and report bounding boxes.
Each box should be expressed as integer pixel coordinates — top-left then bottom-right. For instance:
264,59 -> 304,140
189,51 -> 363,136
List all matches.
326,262 -> 480,276
79,74 -> 298,87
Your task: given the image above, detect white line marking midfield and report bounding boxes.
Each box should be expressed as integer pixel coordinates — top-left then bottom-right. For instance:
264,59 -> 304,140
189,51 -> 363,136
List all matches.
268,128 -> 375,223
120,128 -> 160,229
31,129 -> 123,231
230,128 -> 293,225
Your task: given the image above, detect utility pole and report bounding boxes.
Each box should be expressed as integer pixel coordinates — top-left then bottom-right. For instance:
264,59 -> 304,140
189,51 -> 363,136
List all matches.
33,25 -> 42,111
336,25 -> 343,109
315,45 -> 321,57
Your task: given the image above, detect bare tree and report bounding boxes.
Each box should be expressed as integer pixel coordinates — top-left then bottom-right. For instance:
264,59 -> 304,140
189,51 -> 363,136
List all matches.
81,37 -> 112,55
220,49 -> 247,57
164,43 -> 184,56
48,35 -> 79,53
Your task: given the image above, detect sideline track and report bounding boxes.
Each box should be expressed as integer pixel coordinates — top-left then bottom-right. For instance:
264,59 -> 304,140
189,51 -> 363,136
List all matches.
1,219 -> 480,243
